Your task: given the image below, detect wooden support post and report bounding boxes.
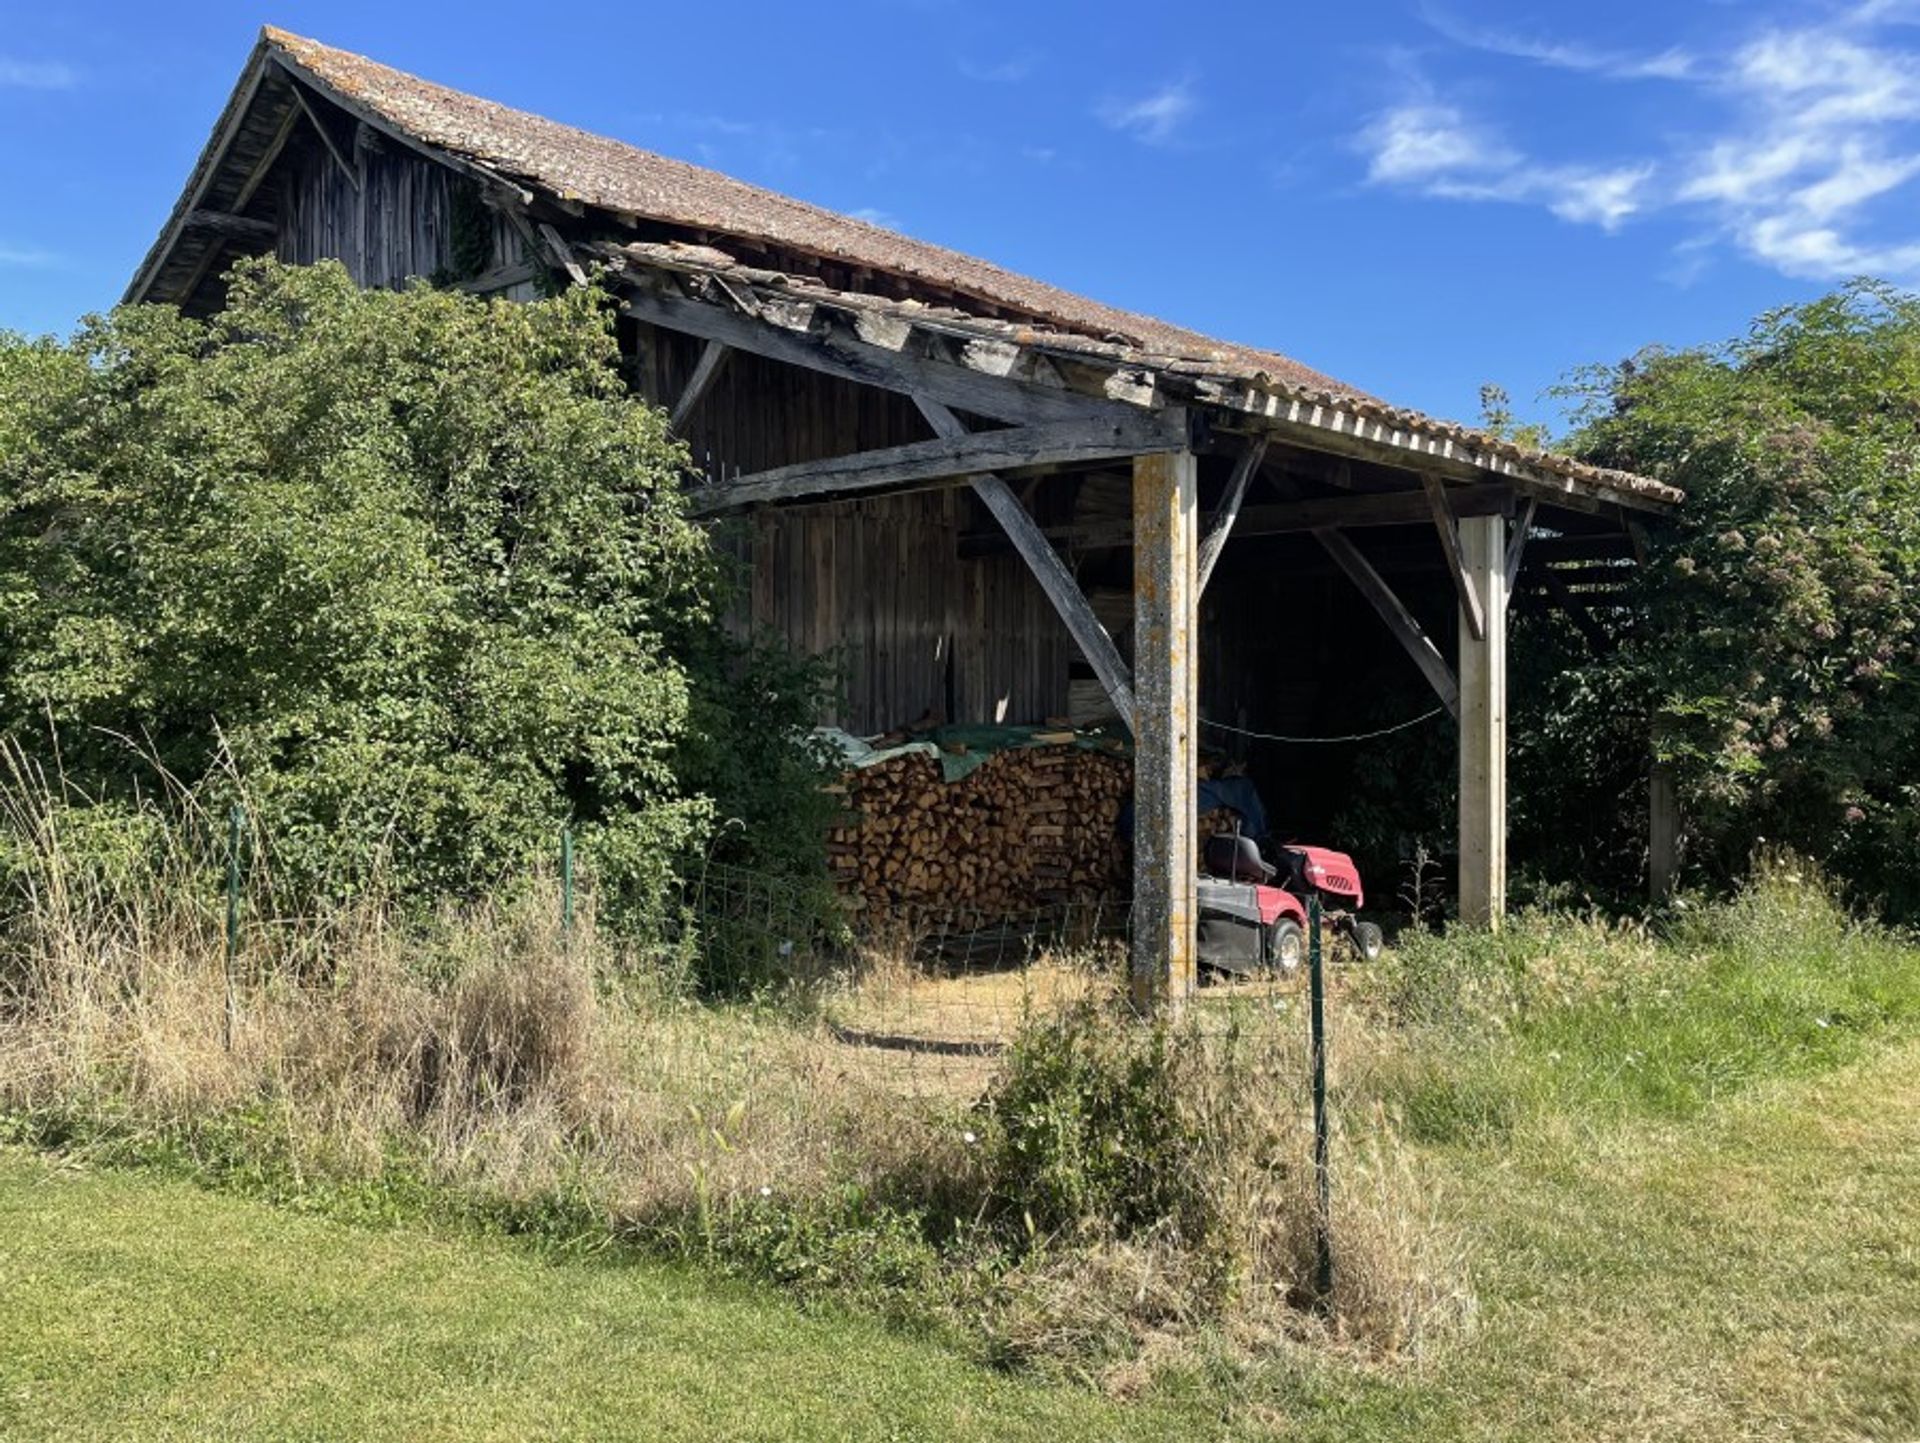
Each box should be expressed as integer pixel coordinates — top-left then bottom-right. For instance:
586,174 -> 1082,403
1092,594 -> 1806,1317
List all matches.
1458,514 -> 1507,929
1131,449 -> 1199,1010
1650,761 -> 1680,902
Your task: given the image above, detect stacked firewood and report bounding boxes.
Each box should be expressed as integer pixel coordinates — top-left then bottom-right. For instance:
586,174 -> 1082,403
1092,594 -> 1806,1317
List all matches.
826,741 -> 1132,918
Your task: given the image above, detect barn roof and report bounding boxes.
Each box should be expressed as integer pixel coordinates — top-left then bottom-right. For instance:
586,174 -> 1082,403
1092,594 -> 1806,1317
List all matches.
127,27 -> 1682,510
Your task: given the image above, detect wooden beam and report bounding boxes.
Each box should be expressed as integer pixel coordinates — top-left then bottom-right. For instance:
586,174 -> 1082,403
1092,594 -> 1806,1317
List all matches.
183,209 -> 277,243
268,51 -> 534,208
1313,529 -> 1459,719
914,399 -> 1139,733
1458,514 -> 1507,929
691,409 -> 1185,514
1650,761 -> 1681,902
1539,570 -> 1613,651
230,98 -> 301,216
670,340 -> 731,431
1194,379 -> 1677,515
1627,518 -> 1653,566
455,259 -> 541,295
1422,472 -> 1486,643
1196,436 -> 1267,595
126,50 -> 273,304
289,79 -> 360,191
1132,448 -> 1199,1012
536,223 -> 589,288
618,281 -> 1138,429
1504,497 -> 1538,605
960,480 -> 1515,558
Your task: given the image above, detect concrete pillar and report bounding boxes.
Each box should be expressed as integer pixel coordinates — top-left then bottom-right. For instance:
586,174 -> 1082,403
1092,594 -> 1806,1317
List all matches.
1458,514 -> 1507,927
1131,448 -> 1198,1009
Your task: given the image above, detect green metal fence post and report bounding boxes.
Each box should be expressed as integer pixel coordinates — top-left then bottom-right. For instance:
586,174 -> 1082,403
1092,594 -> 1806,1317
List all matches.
561,825 -> 575,939
224,804 -> 245,1053
1308,894 -> 1334,1309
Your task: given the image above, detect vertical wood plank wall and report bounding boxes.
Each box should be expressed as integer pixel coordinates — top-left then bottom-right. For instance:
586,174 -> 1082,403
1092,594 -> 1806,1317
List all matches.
272,138 -> 1077,736
277,141 -> 533,299
646,326 -> 1076,735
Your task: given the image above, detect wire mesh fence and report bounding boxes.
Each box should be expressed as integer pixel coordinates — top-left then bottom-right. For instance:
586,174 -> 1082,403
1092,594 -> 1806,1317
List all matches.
674,859 -> 1335,1105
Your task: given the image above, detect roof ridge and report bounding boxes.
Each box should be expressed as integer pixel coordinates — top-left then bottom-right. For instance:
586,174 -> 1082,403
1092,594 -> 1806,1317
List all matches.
259,26 -> 1361,394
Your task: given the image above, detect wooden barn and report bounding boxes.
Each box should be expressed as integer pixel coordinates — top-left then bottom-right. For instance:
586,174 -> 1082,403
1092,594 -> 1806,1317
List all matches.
128,28 -> 1683,999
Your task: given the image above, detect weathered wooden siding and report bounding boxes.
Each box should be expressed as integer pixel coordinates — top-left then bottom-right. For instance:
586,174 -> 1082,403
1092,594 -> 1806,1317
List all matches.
272,137 -> 1077,736
748,493 -> 1073,733
277,136 -> 525,294
630,325 -> 1075,732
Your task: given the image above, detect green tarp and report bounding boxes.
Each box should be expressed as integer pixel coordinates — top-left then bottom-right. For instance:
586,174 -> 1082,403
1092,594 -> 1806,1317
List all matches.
816,723 -> 1129,784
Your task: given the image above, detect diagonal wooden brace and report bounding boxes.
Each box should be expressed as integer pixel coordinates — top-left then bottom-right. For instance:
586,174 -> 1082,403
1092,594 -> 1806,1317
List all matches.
914,397 -> 1138,733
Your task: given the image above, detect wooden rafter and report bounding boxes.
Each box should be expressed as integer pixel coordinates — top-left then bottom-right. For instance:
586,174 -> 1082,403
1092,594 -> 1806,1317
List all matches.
537,222 -> 589,287
289,78 -> 360,190
268,52 -> 533,207
962,480 -> 1514,559
1193,377 -> 1674,515
689,410 -> 1185,514
184,209 -> 277,242
1313,528 -> 1460,719
915,397 -> 1138,733
1503,496 -> 1539,607
1195,436 -> 1268,595
1422,472 -> 1486,642
670,340 -> 731,431
1539,570 -> 1613,651
617,281 -> 1138,430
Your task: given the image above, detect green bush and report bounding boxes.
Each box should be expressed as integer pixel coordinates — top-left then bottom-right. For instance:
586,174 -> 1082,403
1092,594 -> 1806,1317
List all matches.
1549,282 -> 1920,915
984,1001 -> 1220,1248
0,258 -> 833,931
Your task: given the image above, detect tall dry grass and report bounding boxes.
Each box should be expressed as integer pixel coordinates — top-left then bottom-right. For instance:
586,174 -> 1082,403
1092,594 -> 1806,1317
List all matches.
0,755 -> 1468,1376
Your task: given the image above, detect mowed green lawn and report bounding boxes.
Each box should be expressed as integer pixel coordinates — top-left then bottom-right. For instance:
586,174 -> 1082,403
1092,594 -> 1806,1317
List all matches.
5,1041 -> 1919,1442
0,1152 -> 1184,1443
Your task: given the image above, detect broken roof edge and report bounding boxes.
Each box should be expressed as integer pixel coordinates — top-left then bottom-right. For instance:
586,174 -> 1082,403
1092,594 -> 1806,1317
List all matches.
124,26 -> 1680,512
591,240 -> 1684,511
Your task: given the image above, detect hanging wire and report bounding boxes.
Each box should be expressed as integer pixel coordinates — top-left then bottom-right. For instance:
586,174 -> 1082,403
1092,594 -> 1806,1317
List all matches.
1202,707 -> 1446,745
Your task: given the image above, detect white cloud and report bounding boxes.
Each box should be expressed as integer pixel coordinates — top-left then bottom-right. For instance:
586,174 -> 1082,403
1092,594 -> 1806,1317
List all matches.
1731,28 -> 1920,127
1098,78 -> 1195,145
1422,161 -> 1655,232
1793,144 -> 1920,219
0,57 -> 75,89
847,207 -> 903,231
1358,101 -> 1651,232
1366,5 -> 1920,281
1418,5 -> 1697,81
1541,165 -> 1659,229
1362,103 -> 1513,182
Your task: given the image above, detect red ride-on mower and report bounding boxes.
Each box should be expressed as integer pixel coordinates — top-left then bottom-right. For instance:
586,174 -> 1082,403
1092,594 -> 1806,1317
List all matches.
1196,831 -> 1384,978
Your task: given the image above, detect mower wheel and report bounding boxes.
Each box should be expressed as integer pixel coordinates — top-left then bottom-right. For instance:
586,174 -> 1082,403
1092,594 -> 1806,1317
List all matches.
1267,918 -> 1305,974
1350,920 -> 1385,963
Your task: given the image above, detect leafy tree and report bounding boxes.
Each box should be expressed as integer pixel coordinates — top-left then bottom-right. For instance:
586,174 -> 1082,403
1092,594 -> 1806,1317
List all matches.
0,258 -> 831,922
1554,281 -> 1920,913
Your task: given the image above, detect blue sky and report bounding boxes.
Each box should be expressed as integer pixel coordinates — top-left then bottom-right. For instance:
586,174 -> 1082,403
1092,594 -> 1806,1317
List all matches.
2,0 -> 1916,434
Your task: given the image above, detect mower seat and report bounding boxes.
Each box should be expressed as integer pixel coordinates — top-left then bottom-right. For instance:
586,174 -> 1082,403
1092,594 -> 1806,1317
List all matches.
1204,832 -> 1275,884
